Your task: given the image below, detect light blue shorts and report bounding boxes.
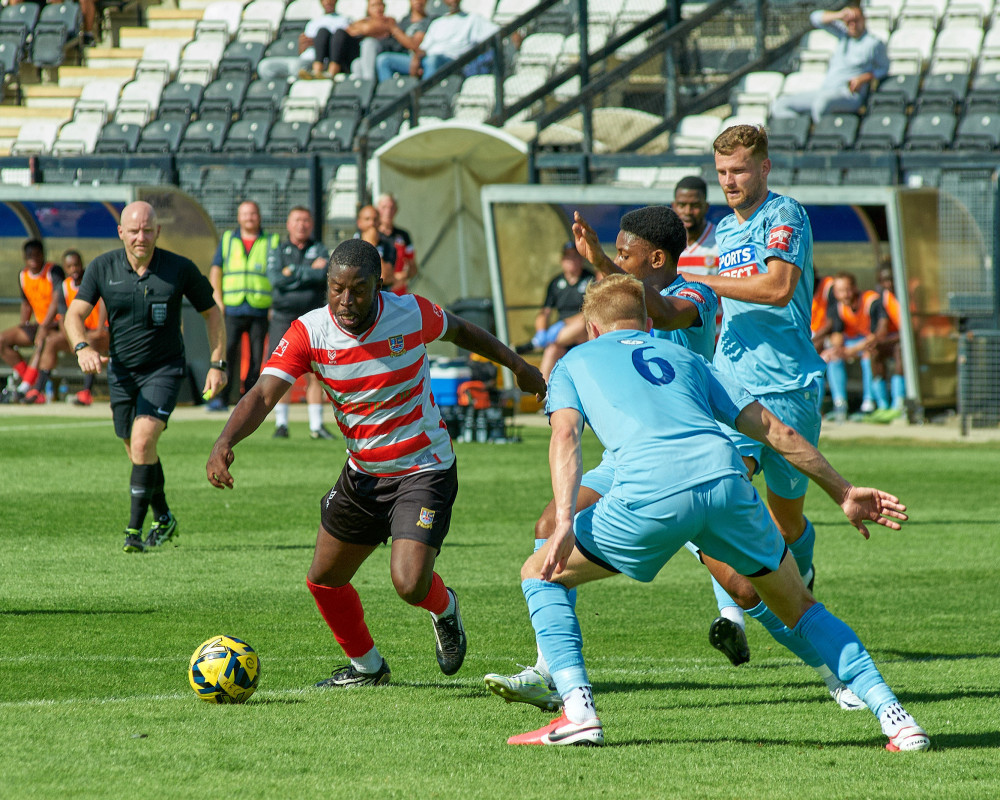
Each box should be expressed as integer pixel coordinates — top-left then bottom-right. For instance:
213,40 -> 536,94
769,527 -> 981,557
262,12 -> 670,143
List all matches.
573,474 -> 787,583
723,379 -> 822,500
581,453 -> 615,496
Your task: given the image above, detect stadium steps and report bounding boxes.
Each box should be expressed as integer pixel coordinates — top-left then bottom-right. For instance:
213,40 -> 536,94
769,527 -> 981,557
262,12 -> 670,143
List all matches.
0,105 -> 72,130
145,7 -> 204,30
0,126 -> 19,155
57,65 -> 137,88
118,25 -> 197,50
22,84 -> 82,109
84,46 -> 144,71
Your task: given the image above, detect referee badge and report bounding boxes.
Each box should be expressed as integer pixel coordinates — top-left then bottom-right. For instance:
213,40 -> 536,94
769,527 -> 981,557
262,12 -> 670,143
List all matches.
388,334 -> 406,357
417,507 -> 436,529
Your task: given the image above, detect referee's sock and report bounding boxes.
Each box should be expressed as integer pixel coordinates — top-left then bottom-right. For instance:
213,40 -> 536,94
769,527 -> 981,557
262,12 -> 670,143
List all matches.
150,460 -> 170,520
128,463 -> 157,530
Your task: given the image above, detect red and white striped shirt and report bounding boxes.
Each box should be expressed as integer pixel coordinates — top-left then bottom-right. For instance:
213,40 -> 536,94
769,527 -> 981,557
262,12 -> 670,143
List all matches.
676,221 -> 719,276
262,292 -> 454,477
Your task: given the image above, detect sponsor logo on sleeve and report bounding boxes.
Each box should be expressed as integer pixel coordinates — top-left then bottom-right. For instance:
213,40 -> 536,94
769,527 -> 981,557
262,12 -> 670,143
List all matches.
767,225 -> 793,251
275,338 -> 289,357
676,287 -> 706,304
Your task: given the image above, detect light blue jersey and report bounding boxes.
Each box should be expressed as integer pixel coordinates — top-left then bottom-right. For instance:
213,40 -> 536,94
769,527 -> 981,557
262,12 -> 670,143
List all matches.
547,330 -> 753,506
714,191 -> 825,394
651,276 -> 718,361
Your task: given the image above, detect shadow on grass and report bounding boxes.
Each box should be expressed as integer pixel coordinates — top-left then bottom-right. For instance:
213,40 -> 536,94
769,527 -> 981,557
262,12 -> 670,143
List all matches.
875,650 -> 1000,663
0,609 -> 157,616
185,544 -> 314,551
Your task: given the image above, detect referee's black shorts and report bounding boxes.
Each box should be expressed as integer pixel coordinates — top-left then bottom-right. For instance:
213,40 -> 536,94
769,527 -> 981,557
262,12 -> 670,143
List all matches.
320,461 -> 459,551
108,356 -> 185,439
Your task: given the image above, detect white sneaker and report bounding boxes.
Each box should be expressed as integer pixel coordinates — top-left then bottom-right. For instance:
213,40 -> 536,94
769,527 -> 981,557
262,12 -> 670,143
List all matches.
860,399 -> 876,413
830,683 -> 866,711
484,665 -> 562,711
880,702 -> 930,752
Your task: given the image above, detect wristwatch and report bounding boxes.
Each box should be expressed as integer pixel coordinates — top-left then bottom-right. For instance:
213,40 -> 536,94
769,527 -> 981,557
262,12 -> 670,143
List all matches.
209,360 -> 227,371
74,341 -> 91,353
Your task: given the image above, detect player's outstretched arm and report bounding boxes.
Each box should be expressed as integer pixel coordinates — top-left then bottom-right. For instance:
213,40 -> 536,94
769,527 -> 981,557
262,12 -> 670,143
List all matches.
542,408 -> 584,581
207,374 -> 290,489
442,311 -> 546,400
734,401 -> 907,539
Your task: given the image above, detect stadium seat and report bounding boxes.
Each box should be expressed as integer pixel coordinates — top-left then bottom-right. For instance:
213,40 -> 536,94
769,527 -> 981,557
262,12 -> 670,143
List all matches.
265,119 -> 312,152
78,167 -> 122,185
222,118 -> 272,151
767,115 -> 811,150
178,163 -> 206,191
917,71 -> 970,112
807,113 -> 860,150
931,23 -> 982,76
898,0 -> 949,30
767,165 -> 794,185
243,78 -> 289,117
116,79 -> 165,126
668,114 -> 723,155
95,121 -> 141,153
966,70 -> 1000,110
238,0 -> 285,44
201,165 -> 248,193
282,78 -> 333,123
953,111 -> 1000,150
136,118 -> 187,152
309,109 -> 360,152
515,32 -> 566,74
868,72 -> 919,113
219,40 -> 266,80
135,40 -> 185,86
794,167 -> 841,186
39,1 -> 81,37
0,29 -> 24,75
263,33 -> 298,61
73,79 -> 126,126
120,166 -> 168,185
418,74 -> 461,119
371,75 -> 419,112
327,75 -> 376,114
200,76 -> 250,119
179,118 -> 230,152
0,3 -> 40,38
731,71 -> 785,119
887,26 -> 935,75
854,111 -> 907,150
29,22 -> 69,67
248,165 -> 292,189
159,81 -> 204,121
178,38 -> 226,86
197,1 -> 245,45
52,120 -> 102,154
364,112 -> 404,149
10,120 -> 61,155
903,111 -> 956,150
796,29 -> 837,73
842,166 -> 896,185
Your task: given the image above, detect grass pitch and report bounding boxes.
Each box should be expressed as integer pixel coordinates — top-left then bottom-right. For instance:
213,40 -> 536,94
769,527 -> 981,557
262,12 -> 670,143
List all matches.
1,413 -> 999,799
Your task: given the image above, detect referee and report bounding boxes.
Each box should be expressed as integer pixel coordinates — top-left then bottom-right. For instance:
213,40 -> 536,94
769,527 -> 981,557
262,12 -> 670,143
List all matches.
64,201 -> 227,554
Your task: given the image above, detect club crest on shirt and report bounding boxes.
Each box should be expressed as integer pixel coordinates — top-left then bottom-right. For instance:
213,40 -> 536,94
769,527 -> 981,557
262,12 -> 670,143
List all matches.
388,334 -> 406,357
417,507 -> 435,529
275,338 -> 289,357
767,225 -> 793,251
325,349 -> 337,364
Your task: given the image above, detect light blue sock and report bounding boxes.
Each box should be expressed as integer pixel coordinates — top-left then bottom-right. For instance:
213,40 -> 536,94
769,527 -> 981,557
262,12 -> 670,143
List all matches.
711,575 -> 741,616
535,539 -> 576,606
860,357 -> 874,405
827,360 -> 847,405
871,377 -> 889,410
747,602 -> 823,668
792,602 -> 897,718
890,375 -> 905,409
522,578 -> 589,697
788,518 -> 815,579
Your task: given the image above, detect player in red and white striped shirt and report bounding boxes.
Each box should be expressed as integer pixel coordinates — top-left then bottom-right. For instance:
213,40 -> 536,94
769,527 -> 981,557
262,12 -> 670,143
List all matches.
206,239 -> 545,687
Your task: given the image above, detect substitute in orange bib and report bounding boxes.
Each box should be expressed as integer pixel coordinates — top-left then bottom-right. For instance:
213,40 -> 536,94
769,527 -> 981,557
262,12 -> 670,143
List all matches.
59,249 -> 109,407
206,239 -> 545,689
0,240 -> 65,403
822,271 -> 878,422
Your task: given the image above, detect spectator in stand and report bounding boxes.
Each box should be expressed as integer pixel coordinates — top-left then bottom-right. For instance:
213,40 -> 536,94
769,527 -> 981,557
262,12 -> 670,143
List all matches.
375,0 -> 497,82
770,2 -> 888,124
0,240 -> 65,404
207,200 -> 278,413
354,204 -> 399,291
376,192 -> 418,295
59,249 -> 108,406
306,0 -> 395,80
526,242 -> 596,382
374,0 -> 431,81
254,0 -> 352,82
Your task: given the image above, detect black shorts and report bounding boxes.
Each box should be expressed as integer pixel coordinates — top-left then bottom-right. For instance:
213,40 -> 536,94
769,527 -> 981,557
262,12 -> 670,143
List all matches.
108,356 -> 185,439
320,461 -> 459,550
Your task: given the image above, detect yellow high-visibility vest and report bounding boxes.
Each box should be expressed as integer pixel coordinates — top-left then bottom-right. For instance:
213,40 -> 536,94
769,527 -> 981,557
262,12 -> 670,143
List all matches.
220,230 -> 279,309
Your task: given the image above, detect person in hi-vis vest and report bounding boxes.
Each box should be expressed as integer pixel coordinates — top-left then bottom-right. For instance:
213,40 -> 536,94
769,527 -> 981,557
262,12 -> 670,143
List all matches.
208,200 -> 279,411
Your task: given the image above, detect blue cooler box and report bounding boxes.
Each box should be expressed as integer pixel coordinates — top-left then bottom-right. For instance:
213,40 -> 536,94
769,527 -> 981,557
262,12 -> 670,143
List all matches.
429,359 -> 473,406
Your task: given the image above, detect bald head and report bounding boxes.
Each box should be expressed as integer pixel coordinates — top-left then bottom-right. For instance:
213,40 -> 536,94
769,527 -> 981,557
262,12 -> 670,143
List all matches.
118,201 -> 160,268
